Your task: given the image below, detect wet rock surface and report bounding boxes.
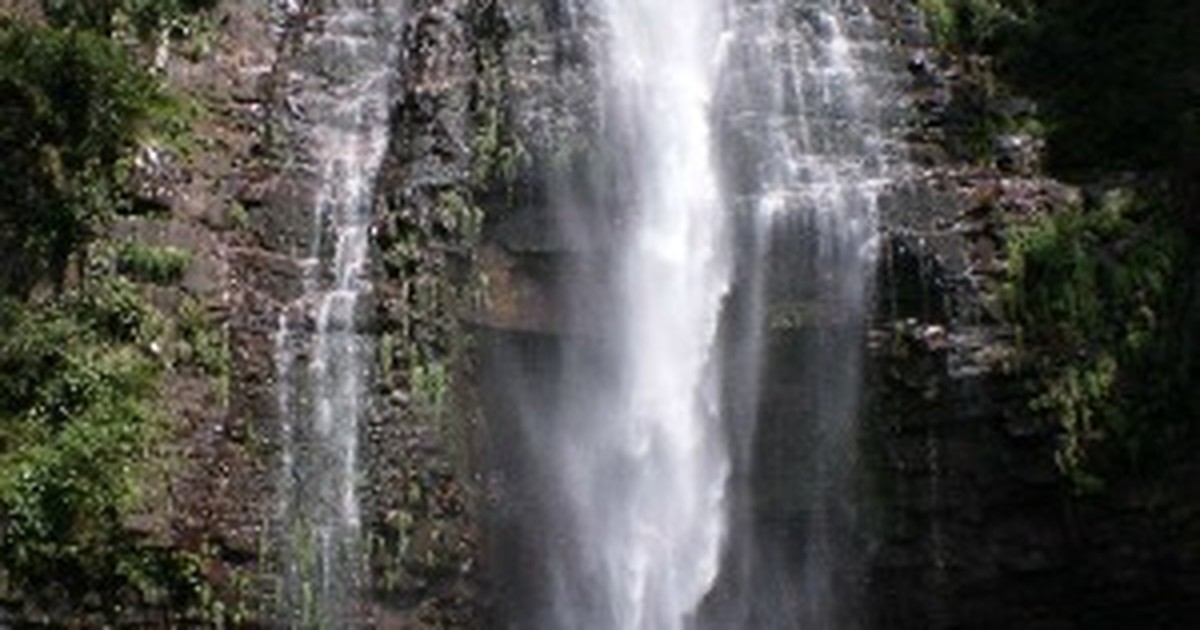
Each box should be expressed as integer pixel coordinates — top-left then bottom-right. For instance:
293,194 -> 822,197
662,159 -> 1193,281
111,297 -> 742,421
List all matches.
860,9 -> 1200,628
154,0 -> 289,617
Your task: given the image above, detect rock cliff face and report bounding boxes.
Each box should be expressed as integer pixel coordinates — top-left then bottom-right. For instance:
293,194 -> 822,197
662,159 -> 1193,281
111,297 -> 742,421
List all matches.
860,17 -> 1200,629
121,0 -> 287,617
374,0 -> 1200,627
143,0 -> 572,623
366,0 -> 483,624
131,0 -> 1200,626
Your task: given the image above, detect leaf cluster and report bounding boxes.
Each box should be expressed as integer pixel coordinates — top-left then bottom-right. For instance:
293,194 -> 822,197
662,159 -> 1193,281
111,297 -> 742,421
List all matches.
0,4 -> 221,615
1005,188 -> 1193,489
116,241 -> 191,285
43,0 -> 219,37
0,23 -> 162,294
921,0 -> 1200,177
0,278 -> 204,615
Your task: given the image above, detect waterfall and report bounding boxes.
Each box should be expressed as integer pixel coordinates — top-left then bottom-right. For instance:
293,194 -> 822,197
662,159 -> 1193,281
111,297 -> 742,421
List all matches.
486,0 -> 898,627
272,1 -> 403,624
552,0 -> 733,628
714,0 -> 895,627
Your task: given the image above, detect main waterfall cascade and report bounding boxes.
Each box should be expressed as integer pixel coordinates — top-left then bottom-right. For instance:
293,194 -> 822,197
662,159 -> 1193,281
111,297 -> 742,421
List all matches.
488,0 -> 900,628
553,0 -> 732,628
271,0 -> 403,624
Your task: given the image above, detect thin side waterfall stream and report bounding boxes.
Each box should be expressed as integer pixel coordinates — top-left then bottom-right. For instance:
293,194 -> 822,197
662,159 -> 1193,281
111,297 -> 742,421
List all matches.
272,0 -> 403,624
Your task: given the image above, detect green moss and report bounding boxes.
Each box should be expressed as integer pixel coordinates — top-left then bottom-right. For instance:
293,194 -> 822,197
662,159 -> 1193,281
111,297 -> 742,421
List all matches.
173,296 -> 230,404
379,331 -> 397,381
116,241 -> 191,284
227,199 -> 250,230
918,0 -> 957,47
436,189 -> 484,244
470,94 -> 527,192
144,91 -> 206,160
469,33 -> 528,199
409,359 -> 449,423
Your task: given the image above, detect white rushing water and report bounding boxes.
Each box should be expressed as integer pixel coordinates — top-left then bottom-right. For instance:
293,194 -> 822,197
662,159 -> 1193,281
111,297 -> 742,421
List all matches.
486,0 -> 898,627
272,0 -> 403,624
550,1 -> 733,628
555,0 -> 893,627
714,0 -> 895,626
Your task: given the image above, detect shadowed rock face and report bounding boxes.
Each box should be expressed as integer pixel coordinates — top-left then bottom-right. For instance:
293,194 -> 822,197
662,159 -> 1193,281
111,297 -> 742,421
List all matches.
860,9 -> 1200,629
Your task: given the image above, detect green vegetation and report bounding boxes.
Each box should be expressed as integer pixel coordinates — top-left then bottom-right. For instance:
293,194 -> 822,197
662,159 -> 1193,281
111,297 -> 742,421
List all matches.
436,189 -> 485,244
920,0 -> 1200,488
173,296 -> 231,406
116,241 -> 192,284
410,359 -> 450,424
0,23 -> 163,294
938,59 -> 1045,165
921,0 -> 1200,175
469,8 -> 528,206
0,1 -> 222,619
1005,188 -> 1192,489
917,0 -> 1030,52
43,0 -> 220,37
0,278 -> 206,616
916,0 -> 1039,164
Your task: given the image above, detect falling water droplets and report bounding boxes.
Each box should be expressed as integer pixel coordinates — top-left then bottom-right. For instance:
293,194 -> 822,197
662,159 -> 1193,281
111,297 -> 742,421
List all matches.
271,0 -> 404,625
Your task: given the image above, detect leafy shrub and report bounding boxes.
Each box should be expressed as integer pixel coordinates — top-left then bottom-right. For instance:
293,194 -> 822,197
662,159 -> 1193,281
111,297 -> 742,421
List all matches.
173,297 -> 231,405
0,277 -> 206,614
0,24 -> 162,293
0,6 -> 223,619
116,241 -> 191,285
1005,188 -> 1189,489
43,0 -> 220,37
918,0 -> 1029,51
924,0 -> 1200,176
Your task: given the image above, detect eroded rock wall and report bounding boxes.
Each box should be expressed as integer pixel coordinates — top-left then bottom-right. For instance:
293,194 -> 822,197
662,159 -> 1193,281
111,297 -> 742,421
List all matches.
861,7 -> 1200,627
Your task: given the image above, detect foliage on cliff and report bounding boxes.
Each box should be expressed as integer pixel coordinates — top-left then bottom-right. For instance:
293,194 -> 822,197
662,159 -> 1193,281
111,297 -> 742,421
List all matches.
1005,187 -> 1194,489
43,0 -> 219,36
922,0 -> 1200,177
0,23 -> 163,295
0,278 -> 206,616
1002,1 -> 1200,176
0,3 -> 219,619
920,0 -> 1200,487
